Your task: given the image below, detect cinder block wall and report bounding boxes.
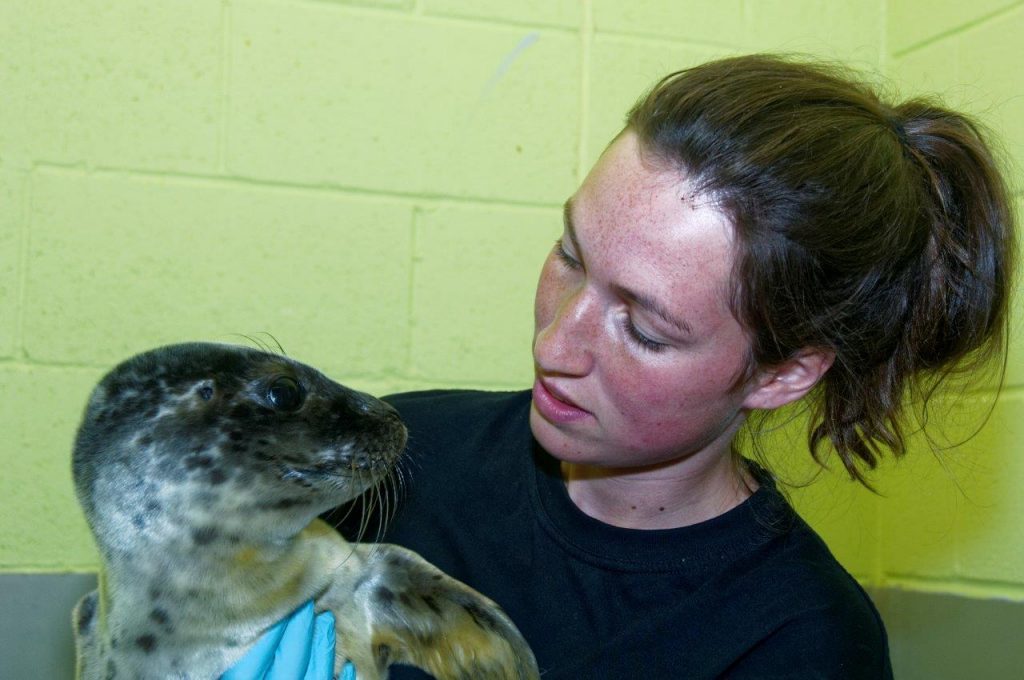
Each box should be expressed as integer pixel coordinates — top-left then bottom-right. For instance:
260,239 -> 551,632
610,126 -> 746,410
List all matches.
0,0 -> 1020,614
877,0 -> 1024,599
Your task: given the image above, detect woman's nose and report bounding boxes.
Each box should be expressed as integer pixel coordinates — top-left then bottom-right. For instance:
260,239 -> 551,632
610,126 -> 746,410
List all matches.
534,283 -> 597,377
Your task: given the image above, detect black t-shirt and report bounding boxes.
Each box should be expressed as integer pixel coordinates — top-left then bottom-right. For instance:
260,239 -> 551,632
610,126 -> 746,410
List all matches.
325,389 -> 892,679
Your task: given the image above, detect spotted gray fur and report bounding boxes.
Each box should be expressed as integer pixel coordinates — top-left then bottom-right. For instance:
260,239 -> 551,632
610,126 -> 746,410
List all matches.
72,342 -> 538,680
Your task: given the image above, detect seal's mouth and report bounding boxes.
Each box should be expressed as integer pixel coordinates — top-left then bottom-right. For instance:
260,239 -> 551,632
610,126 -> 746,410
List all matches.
274,456 -> 398,513
277,451 -> 396,486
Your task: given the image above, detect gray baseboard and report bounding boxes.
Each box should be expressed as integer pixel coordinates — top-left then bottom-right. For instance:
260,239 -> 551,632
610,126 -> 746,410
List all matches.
871,587 -> 1024,679
0,573 -> 96,679
2,573 -> 1022,679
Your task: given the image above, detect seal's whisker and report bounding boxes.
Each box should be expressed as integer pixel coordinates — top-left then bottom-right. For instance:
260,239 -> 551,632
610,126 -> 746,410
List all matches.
377,474 -> 392,544
225,333 -> 269,354
370,485 -> 382,544
385,467 -> 401,528
369,470 -> 393,543
374,472 -> 390,544
223,332 -> 287,357
363,476 -> 376,542
360,470 -> 384,546
255,332 -> 287,356
328,493 -> 361,532
355,475 -> 371,544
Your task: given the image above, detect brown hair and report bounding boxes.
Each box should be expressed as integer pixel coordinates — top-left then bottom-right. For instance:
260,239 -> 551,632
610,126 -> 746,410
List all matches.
627,54 -> 1017,486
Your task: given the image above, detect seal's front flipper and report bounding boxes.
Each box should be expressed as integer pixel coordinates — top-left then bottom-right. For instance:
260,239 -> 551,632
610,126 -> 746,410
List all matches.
73,590 -> 99,679
329,544 -> 539,680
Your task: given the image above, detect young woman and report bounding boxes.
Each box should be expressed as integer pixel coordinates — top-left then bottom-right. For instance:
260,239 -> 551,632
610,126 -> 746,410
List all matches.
228,54 -> 1016,679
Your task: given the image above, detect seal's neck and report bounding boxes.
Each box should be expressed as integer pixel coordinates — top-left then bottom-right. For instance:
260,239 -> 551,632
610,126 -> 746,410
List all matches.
86,522 -> 351,680
102,518 -> 318,590
100,519 -> 349,632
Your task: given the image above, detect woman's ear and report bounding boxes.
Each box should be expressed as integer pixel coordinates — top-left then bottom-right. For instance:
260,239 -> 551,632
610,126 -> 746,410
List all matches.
741,349 -> 835,411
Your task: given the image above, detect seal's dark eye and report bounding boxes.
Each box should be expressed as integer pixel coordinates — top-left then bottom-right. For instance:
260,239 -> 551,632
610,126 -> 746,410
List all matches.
267,377 -> 303,411
198,386 -> 214,401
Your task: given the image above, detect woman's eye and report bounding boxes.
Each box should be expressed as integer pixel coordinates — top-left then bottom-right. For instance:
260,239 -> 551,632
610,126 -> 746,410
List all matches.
267,376 -> 303,411
622,318 -> 668,352
554,239 -> 582,270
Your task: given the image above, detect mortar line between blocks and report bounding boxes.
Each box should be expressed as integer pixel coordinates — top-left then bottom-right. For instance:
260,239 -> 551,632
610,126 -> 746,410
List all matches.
576,0 -> 593,185
891,2 -> 1024,59
999,384 -> 1024,398
293,0 -> 579,35
871,475 -> 884,589
593,27 -> 738,53
0,565 -> 102,575
29,163 -> 564,211
878,0 -> 890,75
217,0 -> 232,175
404,206 -> 421,377
14,170 -> 32,362
882,574 -> 1024,601
0,353 -> 415,383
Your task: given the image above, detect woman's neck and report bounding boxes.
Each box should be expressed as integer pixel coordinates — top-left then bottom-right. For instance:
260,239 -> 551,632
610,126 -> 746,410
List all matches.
561,453 -> 757,530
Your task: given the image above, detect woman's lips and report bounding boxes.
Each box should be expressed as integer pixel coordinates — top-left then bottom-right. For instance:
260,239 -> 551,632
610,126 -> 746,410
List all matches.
532,378 -> 590,423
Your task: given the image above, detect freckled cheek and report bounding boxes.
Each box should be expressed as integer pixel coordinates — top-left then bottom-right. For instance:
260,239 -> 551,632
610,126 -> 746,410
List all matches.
606,364 -> 731,430
612,384 -> 729,452
603,366 -> 671,422
533,256 -> 564,333
607,383 -> 691,451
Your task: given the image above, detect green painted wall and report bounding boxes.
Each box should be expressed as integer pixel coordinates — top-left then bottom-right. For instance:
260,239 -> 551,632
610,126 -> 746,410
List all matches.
0,0 -> 1020,604
878,0 -> 1024,598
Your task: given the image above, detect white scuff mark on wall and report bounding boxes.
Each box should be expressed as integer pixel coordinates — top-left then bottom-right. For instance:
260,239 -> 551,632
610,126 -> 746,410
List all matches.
480,32 -> 540,99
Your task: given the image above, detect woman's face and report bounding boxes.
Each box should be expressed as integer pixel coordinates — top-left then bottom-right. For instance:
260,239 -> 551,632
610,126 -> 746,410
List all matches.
530,131 -> 764,472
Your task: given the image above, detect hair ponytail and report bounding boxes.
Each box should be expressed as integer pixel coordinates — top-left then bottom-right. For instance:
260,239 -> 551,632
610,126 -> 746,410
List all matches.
895,102 -> 1014,373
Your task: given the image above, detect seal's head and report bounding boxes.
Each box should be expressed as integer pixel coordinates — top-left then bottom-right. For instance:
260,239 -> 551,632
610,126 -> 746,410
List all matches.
72,342 -> 407,559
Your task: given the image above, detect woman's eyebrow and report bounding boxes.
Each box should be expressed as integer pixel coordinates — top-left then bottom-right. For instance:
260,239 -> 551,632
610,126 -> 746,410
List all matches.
563,196 -> 693,338
616,286 -> 694,338
562,197 -> 584,259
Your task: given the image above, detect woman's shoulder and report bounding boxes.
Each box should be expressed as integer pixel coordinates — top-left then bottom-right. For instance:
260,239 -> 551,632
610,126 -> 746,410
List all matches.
744,488 -> 882,618
726,569 -> 892,678
726,499 -> 892,677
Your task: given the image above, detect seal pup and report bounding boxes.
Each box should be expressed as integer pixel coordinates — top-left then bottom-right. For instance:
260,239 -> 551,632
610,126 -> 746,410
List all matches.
71,342 -> 539,680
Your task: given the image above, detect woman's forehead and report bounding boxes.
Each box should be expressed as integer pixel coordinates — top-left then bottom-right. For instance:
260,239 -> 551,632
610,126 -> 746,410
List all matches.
579,133 -> 727,229
573,133 -> 734,254
568,134 -> 739,333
